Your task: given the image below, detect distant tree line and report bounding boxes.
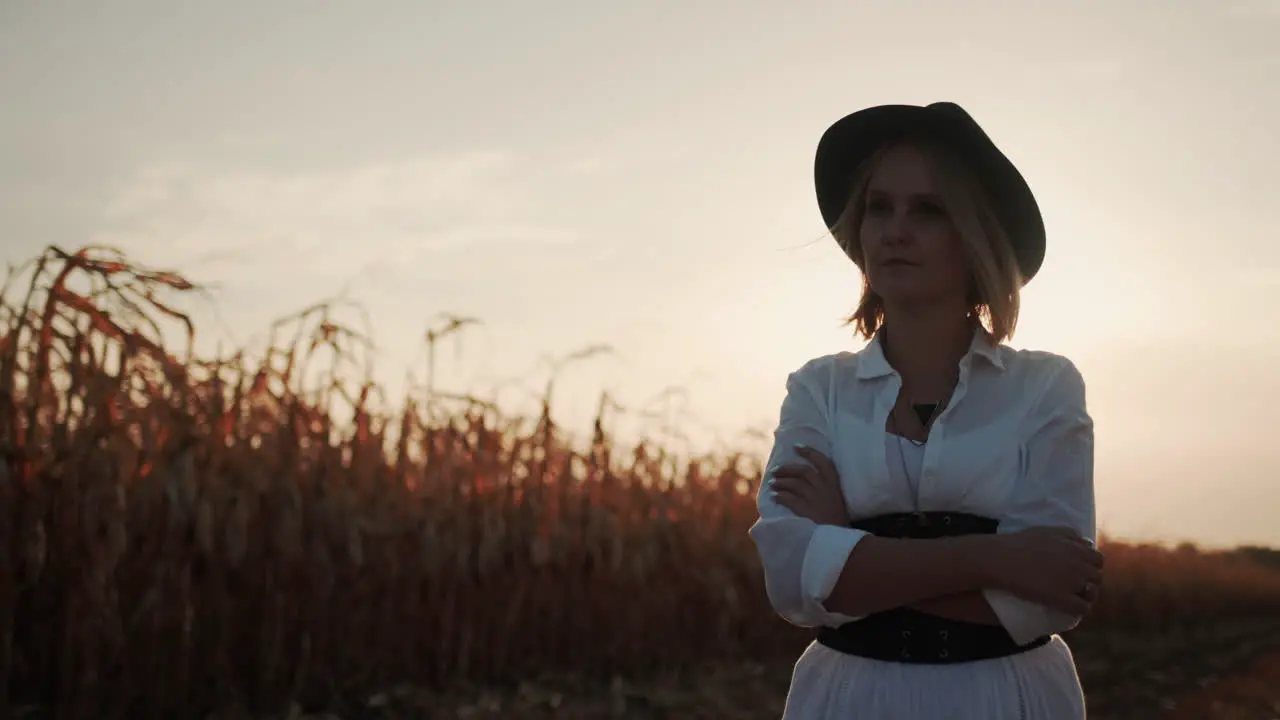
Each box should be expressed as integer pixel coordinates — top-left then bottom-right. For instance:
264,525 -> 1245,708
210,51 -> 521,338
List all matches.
1235,545 -> 1280,570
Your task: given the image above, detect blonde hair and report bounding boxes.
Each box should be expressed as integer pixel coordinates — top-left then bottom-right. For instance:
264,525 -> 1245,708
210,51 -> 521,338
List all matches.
831,139 -> 1024,343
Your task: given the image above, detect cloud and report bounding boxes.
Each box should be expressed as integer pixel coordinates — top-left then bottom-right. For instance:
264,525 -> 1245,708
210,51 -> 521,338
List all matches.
91,150 -> 585,279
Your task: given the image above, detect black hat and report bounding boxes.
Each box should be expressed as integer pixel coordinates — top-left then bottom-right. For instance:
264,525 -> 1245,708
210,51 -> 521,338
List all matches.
814,101 -> 1045,284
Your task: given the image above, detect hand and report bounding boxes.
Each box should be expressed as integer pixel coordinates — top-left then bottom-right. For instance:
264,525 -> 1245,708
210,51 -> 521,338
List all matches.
986,526 -> 1105,615
768,444 -> 850,527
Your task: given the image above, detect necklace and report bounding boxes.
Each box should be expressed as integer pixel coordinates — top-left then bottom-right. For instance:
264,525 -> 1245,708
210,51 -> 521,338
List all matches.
887,387 -> 953,523
890,384 -> 953,447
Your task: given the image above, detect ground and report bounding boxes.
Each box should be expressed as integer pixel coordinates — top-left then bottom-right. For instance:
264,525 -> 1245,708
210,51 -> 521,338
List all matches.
284,621 -> 1280,719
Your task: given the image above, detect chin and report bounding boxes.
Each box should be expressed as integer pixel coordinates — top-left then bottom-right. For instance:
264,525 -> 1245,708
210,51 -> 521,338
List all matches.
869,278 -> 929,302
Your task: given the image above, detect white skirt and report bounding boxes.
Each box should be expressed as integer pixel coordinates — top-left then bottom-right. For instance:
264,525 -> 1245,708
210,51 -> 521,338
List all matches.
781,635 -> 1087,719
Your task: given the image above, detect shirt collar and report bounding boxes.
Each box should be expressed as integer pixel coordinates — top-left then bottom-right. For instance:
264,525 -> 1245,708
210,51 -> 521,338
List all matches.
855,325 -> 1005,380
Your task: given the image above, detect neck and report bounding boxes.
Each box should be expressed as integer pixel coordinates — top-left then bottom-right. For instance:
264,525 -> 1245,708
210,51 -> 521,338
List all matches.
880,302 -> 976,398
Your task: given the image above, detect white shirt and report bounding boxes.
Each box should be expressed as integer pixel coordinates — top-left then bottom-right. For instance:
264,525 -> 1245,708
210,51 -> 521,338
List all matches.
747,328 -> 1096,647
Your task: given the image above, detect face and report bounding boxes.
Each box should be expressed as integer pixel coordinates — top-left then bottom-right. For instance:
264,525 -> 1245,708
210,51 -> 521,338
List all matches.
857,143 -> 972,308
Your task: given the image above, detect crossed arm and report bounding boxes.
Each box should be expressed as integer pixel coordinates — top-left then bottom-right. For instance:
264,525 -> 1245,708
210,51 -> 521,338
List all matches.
748,359 -> 1099,644
768,442 -> 1004,624
908,588 -> 1002,624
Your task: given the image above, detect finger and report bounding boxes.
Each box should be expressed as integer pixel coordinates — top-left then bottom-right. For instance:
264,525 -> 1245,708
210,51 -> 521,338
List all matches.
771,462 -> 821,487
1049,528 -> 1099,554
1068,570 -> 1103,603
772,488 -> 813,518
771,487 -> 800,511
1047,593 -> 1091,616
1083,585 -> 1101,605
771,462 -> 817,479
1073,569 -> 1102,592
1083,566 -> 1103,586
794,445 -> 838,481
1083,583 -> 1102,603
770,475 -> 802,494
1071,545 -> 1104,569
1062,558 -> 1102,586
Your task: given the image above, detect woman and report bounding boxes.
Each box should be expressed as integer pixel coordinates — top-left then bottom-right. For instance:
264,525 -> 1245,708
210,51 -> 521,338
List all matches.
749,102 -> 1103,718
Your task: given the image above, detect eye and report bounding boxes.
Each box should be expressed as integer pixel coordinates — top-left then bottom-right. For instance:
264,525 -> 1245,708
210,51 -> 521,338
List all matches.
865,196 -> 892,216
913,199 -> 948,218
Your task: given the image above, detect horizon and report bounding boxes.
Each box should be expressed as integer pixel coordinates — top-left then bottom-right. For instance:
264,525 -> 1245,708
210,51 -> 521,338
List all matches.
3,1 -> 1278,550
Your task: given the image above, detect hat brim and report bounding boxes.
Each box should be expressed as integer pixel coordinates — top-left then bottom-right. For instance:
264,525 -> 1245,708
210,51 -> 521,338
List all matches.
814,102 -> 1045,284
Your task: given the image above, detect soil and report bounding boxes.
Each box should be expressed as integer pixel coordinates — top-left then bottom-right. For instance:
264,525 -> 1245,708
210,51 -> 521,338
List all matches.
16,622 -> 1280,718
300,620 -> 1280,719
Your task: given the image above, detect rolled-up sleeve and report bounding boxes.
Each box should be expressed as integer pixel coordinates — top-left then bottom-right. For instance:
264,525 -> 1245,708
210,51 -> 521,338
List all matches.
983,358 -> 1097,645
748,361 -> 869,628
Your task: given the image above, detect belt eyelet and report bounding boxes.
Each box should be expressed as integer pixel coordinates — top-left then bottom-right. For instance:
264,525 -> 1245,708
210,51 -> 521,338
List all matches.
901,630 -> 911,639
939,630 -> 948,641
939,649 -> 949,659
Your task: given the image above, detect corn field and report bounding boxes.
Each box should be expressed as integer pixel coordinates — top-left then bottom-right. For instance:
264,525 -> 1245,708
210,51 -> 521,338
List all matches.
1,245 -> 1279,719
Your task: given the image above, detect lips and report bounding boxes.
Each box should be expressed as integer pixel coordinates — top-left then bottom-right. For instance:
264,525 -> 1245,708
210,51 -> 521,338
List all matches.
879,258 -> 918,267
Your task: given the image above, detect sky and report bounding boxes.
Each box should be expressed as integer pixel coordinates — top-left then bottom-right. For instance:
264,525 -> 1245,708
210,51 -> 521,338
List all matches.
2,0 -> 1278,549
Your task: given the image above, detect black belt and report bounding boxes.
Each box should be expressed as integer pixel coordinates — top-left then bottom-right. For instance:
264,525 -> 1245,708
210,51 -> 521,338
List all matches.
815,511 -> 1051,665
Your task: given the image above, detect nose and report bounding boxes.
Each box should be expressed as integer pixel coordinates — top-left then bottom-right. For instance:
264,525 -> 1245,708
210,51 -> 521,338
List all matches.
881,210 -> 911,246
